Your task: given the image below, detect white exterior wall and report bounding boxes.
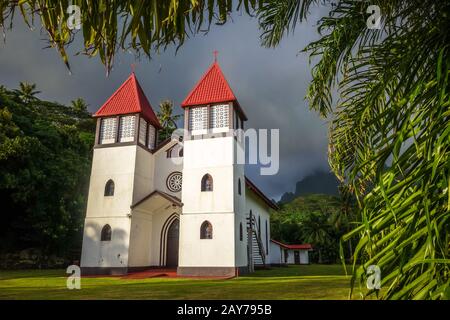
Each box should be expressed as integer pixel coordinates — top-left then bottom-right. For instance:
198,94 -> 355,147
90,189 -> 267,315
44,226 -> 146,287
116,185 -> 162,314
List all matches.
179,213 -> 235,267
128,211 -> 152,267
154,141 -> 183,197
234,135 -> 247,267
285,250 -> 295,264
81,217 -> 131,268
286,249 -> 310,264
85,146 -> 138,219
180,136 -> 237,268
81,146 -> 139,268
132,145 -> 156,204
300,250 -> 309,264
268,243 -> 310,265
269,242 -> 283,265
234,166 -> 247,267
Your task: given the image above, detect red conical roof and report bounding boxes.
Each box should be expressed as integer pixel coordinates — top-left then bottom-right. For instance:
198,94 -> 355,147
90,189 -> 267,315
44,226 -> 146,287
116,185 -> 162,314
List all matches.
182,61 -> 247,119
181,62 -> 246,119
94,73 -> 161,129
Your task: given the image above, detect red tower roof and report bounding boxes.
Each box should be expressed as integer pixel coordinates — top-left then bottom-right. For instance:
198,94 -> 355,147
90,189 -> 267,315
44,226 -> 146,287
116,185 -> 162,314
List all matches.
181,61 -> 247,120
94,73 -> 161,129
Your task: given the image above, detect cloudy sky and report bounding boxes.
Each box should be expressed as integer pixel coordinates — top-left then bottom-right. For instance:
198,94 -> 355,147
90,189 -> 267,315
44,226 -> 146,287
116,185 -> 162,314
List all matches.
0,6 -> 331,200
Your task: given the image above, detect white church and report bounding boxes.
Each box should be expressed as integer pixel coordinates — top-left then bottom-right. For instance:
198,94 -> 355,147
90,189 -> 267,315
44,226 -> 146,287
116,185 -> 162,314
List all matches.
80,60 -> 280,277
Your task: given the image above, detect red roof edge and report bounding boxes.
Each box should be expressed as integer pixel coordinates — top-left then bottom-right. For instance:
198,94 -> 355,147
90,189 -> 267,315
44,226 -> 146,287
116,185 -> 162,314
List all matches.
245,176 -> 279,210
133,76 -> 162,129
270,239 -> 313,250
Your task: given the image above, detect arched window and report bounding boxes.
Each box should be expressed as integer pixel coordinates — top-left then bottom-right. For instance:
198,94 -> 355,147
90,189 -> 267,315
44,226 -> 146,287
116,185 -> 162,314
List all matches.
101,224 -> 112,241
239,222 -> 243,241
201,174 -> 213,192
200,221 -> 213,239
104,179 -> 115,196
238,178 -> 241,195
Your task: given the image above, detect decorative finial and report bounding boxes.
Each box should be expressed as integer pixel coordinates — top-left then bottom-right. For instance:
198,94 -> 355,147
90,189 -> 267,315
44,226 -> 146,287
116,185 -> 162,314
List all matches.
131,63 -> 136,73
213,50 -> 218,62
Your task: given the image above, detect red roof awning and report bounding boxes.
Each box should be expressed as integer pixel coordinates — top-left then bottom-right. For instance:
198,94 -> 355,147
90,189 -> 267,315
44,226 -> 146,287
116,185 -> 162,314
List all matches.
271,239 -> 313,250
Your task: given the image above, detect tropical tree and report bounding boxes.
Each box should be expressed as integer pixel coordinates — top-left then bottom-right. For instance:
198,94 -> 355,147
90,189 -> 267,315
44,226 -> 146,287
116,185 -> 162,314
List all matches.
13,82 -> 40,103
157,99 -> 181,142
70,98 -> 88,113
300,212 -> 333,264
2,0 -> 449,299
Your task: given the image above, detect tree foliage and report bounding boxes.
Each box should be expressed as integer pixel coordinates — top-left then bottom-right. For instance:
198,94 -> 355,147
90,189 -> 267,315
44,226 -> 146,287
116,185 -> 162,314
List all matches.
0,84 -> 95,255
13,82 -> 41,104
261,0 -> 450,299
156,99 -> 181,142
0,0 -> 259,73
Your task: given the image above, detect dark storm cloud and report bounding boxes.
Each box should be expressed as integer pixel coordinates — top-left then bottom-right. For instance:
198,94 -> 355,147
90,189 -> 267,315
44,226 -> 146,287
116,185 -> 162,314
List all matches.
0,7 -> 331,200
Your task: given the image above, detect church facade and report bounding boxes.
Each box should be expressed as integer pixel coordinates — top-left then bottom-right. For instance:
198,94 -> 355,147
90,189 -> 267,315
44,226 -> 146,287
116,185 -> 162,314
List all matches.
80,60 -> 278,277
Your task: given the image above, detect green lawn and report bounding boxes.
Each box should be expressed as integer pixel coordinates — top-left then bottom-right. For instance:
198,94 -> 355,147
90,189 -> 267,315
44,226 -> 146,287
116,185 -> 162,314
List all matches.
0,265 -> 357,300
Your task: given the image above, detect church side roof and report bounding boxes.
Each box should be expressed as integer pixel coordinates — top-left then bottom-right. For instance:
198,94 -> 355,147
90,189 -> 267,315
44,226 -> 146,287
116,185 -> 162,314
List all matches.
94,73 -> 162,129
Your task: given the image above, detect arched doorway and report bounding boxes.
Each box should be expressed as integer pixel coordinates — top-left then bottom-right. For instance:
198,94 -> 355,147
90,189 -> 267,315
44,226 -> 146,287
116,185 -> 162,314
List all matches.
166,219 -> 179,267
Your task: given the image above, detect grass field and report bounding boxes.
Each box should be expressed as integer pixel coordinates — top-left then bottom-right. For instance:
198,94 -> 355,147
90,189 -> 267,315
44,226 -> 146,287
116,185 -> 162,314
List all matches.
0,265 -> 357,300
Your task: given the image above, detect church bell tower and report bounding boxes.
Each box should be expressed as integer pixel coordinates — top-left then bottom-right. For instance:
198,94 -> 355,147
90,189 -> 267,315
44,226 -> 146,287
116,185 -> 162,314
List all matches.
80,72 -> 162,275
178,57 -> 249,277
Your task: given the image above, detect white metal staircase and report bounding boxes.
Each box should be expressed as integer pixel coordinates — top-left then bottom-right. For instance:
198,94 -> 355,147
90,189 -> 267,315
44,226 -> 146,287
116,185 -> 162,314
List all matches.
246,214 -> 266,268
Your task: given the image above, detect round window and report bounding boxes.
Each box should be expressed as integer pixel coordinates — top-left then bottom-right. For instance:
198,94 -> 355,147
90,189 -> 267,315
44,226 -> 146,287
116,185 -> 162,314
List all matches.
166,172 -> 182,192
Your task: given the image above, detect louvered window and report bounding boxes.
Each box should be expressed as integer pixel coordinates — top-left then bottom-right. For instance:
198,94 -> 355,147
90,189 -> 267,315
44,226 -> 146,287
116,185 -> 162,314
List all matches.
210,104 -> 229,129
138,117 -> 147,145
189,106 -> 208,131
118,115 -> 136,142
147,124 -> 156,149
99,117 -> 117,144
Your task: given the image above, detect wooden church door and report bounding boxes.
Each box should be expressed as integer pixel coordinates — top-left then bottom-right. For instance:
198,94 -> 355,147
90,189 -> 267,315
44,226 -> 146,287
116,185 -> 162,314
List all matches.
166,219 -> 179,267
